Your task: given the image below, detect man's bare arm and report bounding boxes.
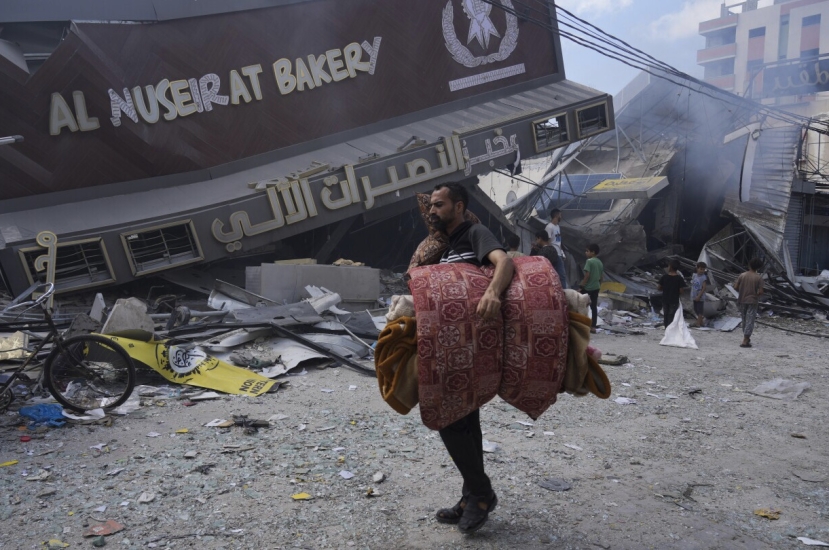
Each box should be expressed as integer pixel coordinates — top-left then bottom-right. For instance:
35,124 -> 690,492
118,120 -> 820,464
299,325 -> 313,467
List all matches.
476,249 -> 514,319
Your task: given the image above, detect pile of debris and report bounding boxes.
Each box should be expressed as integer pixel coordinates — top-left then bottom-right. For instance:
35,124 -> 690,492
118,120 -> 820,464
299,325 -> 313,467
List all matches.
585,256 -> 829,338
0,259 -> 400,414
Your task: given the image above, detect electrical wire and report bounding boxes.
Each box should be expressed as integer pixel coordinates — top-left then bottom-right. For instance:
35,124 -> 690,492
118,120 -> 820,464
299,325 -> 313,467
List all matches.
477,0 -> 829,134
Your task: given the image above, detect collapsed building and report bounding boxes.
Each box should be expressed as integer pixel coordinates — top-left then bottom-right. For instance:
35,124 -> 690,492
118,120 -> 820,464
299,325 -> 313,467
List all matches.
504,69 -> 829,311
0,0 -> 614,297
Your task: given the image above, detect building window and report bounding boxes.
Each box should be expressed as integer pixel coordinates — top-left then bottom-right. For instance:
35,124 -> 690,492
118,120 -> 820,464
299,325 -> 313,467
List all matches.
748,27 -> 766,38
747,59 -> 764,73
779,14 -> 790,60
20,238 -> 116,292
803,14 -> 821,27
705,27 -> 736,48
120,220 -> 203,276
575,103 -> 610,139
703,58 -> 736,79
532,113 -> 570,153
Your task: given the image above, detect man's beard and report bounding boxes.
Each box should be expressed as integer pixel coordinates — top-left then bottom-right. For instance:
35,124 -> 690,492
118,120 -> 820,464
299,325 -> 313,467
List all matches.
429,215 -> 448,233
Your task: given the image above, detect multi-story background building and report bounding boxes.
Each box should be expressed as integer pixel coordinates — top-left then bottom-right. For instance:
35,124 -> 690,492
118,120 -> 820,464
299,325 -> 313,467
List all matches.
698,0 -> 829,275
699,0 -> 829,112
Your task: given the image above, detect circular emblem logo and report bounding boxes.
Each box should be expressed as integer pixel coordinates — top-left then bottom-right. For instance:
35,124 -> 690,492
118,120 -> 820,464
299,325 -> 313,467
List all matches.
442,0 -> 520,68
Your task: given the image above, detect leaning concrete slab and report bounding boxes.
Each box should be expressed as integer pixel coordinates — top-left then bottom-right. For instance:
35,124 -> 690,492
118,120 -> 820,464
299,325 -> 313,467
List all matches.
101,297 -> 155,334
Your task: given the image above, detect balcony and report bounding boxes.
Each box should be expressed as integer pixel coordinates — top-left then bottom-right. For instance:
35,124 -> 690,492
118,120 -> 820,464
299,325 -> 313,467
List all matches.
699,14 -> 739,34
697,42 -> 737,64
704,74 -> 736,90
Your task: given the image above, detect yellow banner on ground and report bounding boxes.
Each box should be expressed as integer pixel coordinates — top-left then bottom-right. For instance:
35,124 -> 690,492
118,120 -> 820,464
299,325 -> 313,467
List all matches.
100,335 -> 276,397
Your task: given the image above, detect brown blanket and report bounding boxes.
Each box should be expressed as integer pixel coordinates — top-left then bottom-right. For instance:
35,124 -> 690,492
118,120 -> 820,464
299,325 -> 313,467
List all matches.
375,316 -> 419,415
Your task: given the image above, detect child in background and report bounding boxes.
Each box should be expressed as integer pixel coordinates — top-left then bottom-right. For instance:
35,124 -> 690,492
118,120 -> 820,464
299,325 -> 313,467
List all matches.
505,234 -> 525,258
734,257 -> 764,348
658,259 -> 687,328
691,262 -> 709,328
579,244 -> 603,334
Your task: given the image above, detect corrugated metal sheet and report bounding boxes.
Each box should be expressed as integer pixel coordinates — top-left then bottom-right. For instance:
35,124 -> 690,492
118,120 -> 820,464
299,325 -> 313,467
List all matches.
784,193 -> 803,269
722,125 -> 802,256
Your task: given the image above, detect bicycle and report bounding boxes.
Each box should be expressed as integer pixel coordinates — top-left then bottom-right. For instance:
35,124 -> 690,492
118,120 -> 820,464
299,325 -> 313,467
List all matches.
0,282 -> 136,413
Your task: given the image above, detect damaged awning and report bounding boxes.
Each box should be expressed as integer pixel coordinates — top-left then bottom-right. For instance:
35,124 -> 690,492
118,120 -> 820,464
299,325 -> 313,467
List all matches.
584,176 -> 668,200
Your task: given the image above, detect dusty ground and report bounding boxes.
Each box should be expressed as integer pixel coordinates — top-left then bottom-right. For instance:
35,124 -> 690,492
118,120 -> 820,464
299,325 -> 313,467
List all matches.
1,320 -> 828,549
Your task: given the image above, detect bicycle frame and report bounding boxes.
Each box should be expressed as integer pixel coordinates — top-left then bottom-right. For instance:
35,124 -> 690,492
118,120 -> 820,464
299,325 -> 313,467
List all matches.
0,284 -> 62,397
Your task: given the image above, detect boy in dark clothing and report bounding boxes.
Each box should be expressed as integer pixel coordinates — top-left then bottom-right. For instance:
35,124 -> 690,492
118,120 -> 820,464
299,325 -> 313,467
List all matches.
530,230 -> 560,276
658,259 -> 687,328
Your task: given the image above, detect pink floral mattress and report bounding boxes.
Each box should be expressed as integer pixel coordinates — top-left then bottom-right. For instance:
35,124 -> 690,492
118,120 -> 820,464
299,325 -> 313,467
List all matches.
408,256 -> 568,430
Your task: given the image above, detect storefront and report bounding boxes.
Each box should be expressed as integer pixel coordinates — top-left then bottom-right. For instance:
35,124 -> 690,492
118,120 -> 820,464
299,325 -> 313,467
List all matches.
0,0 -> 614,294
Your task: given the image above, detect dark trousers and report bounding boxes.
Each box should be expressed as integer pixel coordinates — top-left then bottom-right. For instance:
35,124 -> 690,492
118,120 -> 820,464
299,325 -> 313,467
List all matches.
663,302 -> 679,328
586,289 -> 600,328
438,409 -> 492,497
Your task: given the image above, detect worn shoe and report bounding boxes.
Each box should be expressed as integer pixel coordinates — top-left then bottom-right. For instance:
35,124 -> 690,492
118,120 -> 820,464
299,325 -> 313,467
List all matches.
435,496 -> 466,524
458,492 -> 498,534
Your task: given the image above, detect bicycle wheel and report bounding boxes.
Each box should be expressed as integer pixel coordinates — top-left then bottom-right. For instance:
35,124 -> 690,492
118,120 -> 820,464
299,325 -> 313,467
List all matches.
44,335 -> 136,413
0,385 -> 14,412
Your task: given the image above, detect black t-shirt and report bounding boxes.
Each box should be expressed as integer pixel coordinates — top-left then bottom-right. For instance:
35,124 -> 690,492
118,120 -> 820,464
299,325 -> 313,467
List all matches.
659,273 -> 687,306
530,244 -> 559,266
440,221 -> 504,266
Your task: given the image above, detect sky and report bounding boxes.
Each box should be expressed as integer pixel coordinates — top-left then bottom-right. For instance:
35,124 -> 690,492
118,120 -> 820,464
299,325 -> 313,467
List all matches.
553,0 -> 776,95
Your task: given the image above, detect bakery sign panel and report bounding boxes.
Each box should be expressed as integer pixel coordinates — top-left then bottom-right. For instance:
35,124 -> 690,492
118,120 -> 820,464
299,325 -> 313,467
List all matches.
43,0 -> 559,141
1,0 -> 561,197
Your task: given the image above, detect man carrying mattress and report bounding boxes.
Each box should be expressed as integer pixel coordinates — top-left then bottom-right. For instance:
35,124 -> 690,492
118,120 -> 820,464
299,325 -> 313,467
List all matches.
427,182 -> 514,534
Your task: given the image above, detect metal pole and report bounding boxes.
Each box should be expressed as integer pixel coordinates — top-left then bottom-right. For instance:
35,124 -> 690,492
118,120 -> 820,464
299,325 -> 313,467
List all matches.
0,135 -> 24,146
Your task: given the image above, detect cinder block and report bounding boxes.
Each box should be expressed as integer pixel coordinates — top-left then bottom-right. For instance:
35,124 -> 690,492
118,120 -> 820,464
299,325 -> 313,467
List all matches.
257,264 -> 380,304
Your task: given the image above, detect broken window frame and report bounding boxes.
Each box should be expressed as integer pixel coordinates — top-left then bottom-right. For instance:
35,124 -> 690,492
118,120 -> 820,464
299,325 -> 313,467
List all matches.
119,219 -> 204,276
18,237 -> 116,293
575,101 -> 611,139
531,112 -> 571,154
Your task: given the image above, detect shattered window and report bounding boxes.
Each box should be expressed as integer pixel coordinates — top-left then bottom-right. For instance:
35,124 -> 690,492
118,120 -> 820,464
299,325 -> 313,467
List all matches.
122,222 -> 202,275
576,103 -> 610,138
22,240 -> 114,292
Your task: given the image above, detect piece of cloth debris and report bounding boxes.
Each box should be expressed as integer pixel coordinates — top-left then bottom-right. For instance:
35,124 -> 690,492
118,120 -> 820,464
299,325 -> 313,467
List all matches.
19,404 -> 66,428
375,316 -> 419,415
749,378 -> 811,400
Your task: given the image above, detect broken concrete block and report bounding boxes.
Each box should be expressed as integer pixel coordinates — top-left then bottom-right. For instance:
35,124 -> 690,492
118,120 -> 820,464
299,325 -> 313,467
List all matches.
101,298 -> 154,334
89,293 -> 106,322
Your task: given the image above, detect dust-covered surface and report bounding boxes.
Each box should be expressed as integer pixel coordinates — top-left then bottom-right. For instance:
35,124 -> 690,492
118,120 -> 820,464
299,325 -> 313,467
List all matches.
2,321 -> 828,549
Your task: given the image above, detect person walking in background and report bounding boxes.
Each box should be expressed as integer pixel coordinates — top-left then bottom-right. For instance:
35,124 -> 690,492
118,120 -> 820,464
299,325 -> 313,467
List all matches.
545,208 -> 568,288
505,234 -> 525,258
530,230 -> 559,274
579,243 -> 603,334
658,259 -> 687,328
691,262 -> 709,328
734,258 -> 764,348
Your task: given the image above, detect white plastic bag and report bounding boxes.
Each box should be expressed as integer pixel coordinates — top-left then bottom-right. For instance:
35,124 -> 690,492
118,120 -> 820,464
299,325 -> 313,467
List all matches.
659,307 -> 698,349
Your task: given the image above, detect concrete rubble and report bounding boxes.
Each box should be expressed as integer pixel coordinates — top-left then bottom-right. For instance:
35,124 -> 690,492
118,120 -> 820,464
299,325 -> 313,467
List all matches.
2,255 -> 828,548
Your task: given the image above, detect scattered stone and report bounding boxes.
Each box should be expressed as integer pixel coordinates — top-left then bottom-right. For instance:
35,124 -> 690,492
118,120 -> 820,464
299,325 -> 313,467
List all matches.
538,478 -> 572,492
138,492 -> 155,504
373,472 -> 386,483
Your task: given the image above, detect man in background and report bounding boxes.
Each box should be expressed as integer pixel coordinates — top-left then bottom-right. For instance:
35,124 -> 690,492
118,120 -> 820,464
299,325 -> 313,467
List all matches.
545,208 -> 568,288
